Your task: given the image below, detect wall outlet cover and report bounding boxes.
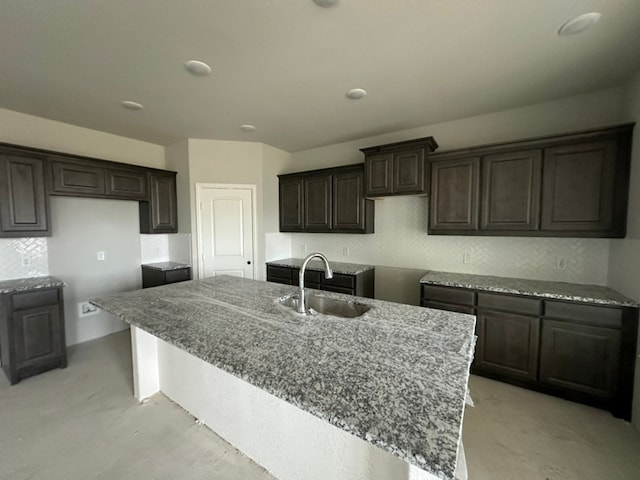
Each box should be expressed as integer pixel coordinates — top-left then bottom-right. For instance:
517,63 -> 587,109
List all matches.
78,301 -> 100,317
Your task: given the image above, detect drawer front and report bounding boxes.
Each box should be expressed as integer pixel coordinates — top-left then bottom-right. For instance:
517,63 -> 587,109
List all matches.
51,160 -> 106,195
266,266 -> 294,284
322,273 -> 355,290
106,169 -> 147,199
477,292 -> 541,316
422,285 -> 475,306
320,285 -> 354,295
12,288 -> 60,310
423,300 -> 474,315
544,300 -> 622,328
304,270 -> 322,286
164,268 -> 191,284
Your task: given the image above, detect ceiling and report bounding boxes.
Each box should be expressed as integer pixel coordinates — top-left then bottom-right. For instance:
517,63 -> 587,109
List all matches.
2,1 -> 640,153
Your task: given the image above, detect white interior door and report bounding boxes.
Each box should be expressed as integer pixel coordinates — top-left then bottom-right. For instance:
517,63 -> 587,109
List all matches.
198,186 -> 254,279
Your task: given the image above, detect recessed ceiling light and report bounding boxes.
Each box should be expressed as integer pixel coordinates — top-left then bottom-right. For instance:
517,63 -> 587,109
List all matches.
121,100 -> 143,111
313,0 -> 339,7
240,124 -> 256,132
184,60 -> 212,76
558,12 -> 602,36
346,88 -> 367,100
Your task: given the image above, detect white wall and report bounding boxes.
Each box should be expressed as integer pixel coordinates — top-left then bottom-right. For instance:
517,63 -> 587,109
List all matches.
285,87 -> 627,287
47,197 -> 140,345
608,73 -> 640,430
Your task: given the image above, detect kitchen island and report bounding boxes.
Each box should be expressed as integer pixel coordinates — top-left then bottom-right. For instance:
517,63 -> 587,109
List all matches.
91,275 -> 476,480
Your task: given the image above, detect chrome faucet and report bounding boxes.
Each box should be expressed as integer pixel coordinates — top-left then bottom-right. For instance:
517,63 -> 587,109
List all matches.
298,252 -> 333,314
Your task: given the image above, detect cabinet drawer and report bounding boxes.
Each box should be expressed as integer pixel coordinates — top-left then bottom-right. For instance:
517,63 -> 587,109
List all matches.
50,160 -> 106,195
477,292 -> 541,316
422,285 -> 475,306
544,301 -> 622,328
304,270 -> 322,285
322,273 -> 355,290
267,266 -> 294,284
164,268 -> 191,284
106,169 -> 147,199
423,300 -> 474,315
12,288 -> 59,310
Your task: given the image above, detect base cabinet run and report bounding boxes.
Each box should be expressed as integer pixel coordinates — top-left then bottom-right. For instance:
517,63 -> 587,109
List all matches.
0,286 -> 67,385
421,284 -> 638,420
267,265 -> 374,298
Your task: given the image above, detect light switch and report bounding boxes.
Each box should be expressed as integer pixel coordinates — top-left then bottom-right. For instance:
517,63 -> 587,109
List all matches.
97,251 -> 105,261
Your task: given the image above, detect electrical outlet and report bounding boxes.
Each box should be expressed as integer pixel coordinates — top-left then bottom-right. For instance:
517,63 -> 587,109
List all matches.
21,256 -> 31,267
301,244 -> 307,253
557,258 -> 566,270
462,252 -> 472,264
97,251 -> 105,261
343,247 -> 350,256
78,302 -> 99,317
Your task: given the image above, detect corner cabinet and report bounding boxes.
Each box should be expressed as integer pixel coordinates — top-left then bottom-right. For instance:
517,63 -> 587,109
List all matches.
139,171 -> 178,233
428,124 -> 634,238
360,136 -> 439,198
421,284 -> 638,420
278,164 -> 374,234
0,151 -> 50,237
0,286 -> 67,385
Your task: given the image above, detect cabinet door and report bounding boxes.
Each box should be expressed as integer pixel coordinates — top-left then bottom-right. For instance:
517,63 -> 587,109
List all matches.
139,172 -> 178,233
541,140 -> 617,234
0,155 -> 49,236
333,169 -> 369,232
50,159 -> 106,196
14,305 -> 64,372
106,169 -> 147,200
364,153 -> 393,196
304,174 -> 332,231
393,147 -> 426,194
429,157 -> 480,232
540,319 -> 620,399
279,177 -> 304,232
475,310 -> 540,380
481,150 -> 541,231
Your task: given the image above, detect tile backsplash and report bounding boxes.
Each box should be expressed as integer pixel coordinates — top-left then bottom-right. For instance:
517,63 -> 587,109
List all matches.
0,237 -> 49,280
291,196 -> 610,285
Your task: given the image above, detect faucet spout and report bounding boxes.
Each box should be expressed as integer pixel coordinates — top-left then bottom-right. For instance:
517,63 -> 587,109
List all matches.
298,252 -> 333,314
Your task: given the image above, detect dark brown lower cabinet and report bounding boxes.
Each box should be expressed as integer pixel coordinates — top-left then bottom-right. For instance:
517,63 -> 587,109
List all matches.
420,283 -> 638,419
0,286 -> 67,385
266,264 -> 375,298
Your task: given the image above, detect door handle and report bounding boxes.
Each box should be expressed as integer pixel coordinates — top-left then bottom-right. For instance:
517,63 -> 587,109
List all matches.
247,261 -> 251,265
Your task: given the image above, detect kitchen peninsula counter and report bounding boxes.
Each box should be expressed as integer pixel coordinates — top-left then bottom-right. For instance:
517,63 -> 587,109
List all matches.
91,275 -> 475,480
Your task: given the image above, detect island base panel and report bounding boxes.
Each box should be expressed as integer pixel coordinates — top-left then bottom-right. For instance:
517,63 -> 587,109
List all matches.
130,326 -> 457,480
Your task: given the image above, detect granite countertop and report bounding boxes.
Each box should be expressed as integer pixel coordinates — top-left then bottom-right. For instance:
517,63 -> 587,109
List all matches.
0,276 -> 66,294
91,275 -> 475,480
267,257 -> 374,275
141,261 -> 191,271
420,271 -> 638,307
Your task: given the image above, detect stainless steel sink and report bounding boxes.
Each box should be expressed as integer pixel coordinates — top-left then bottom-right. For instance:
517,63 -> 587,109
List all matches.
278,294 -> 371,318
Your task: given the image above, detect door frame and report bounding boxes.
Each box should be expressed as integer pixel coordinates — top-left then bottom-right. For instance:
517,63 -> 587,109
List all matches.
194,183 -> 258,280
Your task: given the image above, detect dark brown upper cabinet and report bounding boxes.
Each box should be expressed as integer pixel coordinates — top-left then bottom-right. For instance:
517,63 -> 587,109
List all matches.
481,150 -> 542,231
0,152 -> 50,237
140,172 -> 178,233
541,139 -> 619,235
0,142 -> 177,236
428,124 -> 634,237
279,176 -> 304,232
361,137 -> 438,198
304,174 -> 332,231
429,156 -> 480,232
278,164 -> 374,234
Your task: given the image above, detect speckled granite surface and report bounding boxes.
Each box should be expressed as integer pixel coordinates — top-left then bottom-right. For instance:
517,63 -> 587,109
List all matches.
91,275 -> 475,480
141,261 -> 191,271
420,271 -> 638,307
0,276 -> 66,294
267,258 -> 374,275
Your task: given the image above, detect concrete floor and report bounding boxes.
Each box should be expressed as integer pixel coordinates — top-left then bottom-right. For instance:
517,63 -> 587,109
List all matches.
1,330 -> 639,480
